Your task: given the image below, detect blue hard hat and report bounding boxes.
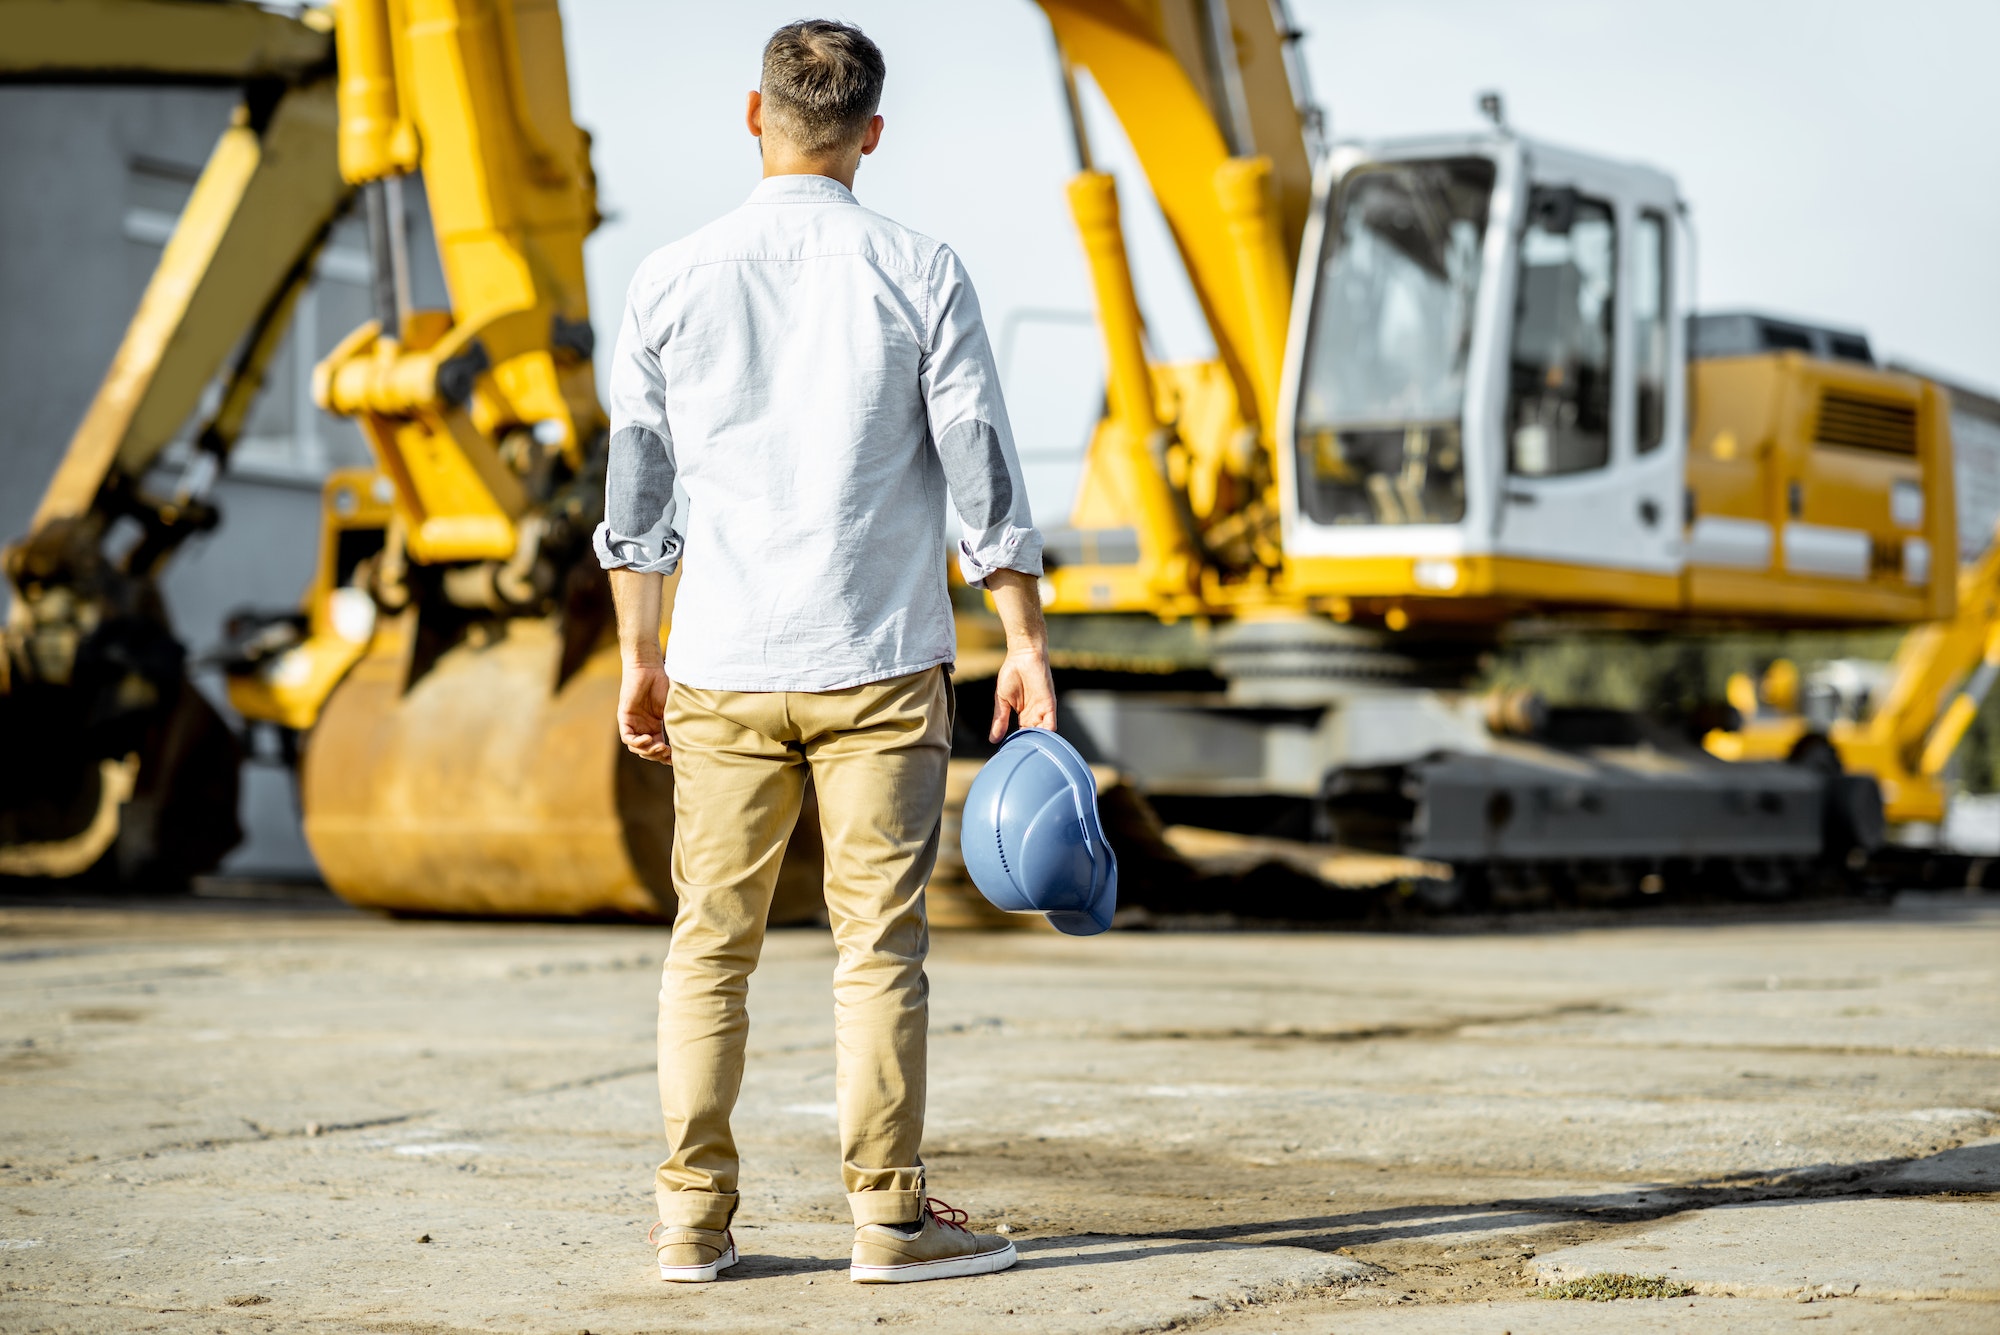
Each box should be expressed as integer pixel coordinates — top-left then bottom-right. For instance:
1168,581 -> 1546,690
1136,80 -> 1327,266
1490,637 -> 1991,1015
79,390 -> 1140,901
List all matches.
958,728 -> 1117,936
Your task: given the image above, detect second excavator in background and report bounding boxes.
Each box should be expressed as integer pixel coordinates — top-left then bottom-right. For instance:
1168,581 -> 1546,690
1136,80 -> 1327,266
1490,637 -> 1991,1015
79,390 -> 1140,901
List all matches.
1023,0 -> 2000,904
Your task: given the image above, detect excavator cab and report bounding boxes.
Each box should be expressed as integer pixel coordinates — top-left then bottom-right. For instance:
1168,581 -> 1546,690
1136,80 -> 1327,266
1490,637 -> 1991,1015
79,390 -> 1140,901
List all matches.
1276,133 -> 1954,631
1282,134 -> 1686,606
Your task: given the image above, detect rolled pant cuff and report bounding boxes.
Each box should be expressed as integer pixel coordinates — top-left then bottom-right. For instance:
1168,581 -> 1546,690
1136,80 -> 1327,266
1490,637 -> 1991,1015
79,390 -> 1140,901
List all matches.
656,1189 -> 737,1231
848,1189 -> 926,1227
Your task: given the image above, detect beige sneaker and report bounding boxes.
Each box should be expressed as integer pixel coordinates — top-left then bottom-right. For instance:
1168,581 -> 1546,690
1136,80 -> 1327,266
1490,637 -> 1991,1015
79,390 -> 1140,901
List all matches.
850,1198 -> 1017,1283
650,1224 -> 737,1282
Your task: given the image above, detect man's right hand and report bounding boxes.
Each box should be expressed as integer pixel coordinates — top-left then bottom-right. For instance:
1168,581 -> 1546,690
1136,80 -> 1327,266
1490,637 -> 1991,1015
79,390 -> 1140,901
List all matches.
609,568 -> 671,763
618,660 -> 672,764
990,643 -> 1056,741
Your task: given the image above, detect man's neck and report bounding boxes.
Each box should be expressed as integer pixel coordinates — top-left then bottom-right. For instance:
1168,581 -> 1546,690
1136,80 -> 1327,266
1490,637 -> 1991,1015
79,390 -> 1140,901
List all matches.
760,148 -> 859,191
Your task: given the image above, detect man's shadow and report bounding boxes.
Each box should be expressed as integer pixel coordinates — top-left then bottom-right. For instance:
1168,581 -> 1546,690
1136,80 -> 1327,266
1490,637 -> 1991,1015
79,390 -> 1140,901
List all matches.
1012,1138 -> 1999,1271
725,1139 -> 1999,1278
718,1140 -> 1995,1279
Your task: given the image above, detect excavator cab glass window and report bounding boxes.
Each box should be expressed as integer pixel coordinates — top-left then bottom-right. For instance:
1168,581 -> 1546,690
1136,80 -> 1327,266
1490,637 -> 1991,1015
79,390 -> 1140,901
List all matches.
1635,211 -> 1669,453
1507,189 -> 1616,476
1294,157 -> 1495,526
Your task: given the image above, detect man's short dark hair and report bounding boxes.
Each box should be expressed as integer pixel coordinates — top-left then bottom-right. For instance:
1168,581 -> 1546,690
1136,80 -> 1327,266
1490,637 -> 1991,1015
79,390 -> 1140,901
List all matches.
760,20 -> 886,157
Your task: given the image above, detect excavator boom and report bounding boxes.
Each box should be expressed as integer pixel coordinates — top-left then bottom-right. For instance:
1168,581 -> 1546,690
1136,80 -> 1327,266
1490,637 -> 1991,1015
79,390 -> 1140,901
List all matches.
1038,0 -> 1312,414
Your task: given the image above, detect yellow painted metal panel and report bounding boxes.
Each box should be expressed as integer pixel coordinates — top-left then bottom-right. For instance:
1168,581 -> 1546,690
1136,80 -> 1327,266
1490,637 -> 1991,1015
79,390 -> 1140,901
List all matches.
1684,569 -> 1934,622
1280,555 -> 1681,619
1685,353 -> 1953,626
316,0 -> 602,545
0,0 -> 332,82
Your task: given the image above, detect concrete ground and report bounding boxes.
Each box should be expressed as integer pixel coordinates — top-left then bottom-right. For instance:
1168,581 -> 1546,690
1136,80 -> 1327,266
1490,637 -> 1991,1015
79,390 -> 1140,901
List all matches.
1,889 -> 1996,1333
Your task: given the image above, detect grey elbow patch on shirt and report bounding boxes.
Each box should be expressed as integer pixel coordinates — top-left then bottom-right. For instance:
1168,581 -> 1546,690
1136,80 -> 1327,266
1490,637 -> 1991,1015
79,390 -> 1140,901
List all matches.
605,423 -> 675,535
937,419 -> 1015,532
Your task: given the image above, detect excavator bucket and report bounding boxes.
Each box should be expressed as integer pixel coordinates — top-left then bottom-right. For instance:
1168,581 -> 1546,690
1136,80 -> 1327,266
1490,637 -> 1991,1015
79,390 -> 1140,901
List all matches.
301,614 -> 827,922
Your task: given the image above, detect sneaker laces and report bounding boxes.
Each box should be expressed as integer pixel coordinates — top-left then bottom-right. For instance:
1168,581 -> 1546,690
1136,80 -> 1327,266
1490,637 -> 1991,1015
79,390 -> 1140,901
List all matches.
924,1197 -> 971,1233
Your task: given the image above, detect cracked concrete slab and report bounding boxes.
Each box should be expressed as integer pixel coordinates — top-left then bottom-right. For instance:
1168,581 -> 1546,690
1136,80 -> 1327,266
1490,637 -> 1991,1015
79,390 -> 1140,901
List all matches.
3,893 -> 1997,1332
1534,1197 -> 2000,1299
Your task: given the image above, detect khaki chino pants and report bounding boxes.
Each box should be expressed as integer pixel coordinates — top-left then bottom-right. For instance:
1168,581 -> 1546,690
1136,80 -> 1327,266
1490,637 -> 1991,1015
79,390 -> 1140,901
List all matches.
654,666 -> 950,1230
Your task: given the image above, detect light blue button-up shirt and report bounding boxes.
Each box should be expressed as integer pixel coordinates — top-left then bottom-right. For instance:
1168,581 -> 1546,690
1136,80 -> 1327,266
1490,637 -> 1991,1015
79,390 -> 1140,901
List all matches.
594,173 -> 1042,692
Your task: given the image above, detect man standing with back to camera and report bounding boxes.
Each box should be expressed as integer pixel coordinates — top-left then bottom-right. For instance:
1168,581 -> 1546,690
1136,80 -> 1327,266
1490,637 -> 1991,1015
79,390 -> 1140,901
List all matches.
595,20 -> 1052,1285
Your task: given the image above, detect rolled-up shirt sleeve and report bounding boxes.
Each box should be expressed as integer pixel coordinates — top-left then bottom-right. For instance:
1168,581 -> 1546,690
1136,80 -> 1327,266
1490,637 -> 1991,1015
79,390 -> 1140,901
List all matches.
920,245 -> 1043,588
593,271 -> 682,575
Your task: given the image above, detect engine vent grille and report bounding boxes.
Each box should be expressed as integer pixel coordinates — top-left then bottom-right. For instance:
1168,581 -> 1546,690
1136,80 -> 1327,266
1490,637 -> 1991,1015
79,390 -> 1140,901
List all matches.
1814,391 -> 1917,455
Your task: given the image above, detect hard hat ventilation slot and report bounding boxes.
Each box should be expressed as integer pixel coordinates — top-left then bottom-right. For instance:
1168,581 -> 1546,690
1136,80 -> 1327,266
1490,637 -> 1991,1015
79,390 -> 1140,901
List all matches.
994,827 -> 1011,878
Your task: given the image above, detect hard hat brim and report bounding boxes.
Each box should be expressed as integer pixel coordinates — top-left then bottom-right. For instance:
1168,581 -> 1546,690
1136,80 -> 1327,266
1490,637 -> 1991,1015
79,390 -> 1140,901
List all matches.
1044,861 -> 1117,936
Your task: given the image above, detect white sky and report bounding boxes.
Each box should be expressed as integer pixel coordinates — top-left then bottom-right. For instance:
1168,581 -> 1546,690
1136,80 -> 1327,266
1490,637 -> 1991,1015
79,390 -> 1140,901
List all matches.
565,0 -> 2000,516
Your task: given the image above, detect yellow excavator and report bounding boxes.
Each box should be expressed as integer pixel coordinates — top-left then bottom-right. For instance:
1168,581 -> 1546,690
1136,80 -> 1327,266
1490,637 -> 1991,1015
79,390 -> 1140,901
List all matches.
4,0 -> 1993,911
1029,1 -> 1997,899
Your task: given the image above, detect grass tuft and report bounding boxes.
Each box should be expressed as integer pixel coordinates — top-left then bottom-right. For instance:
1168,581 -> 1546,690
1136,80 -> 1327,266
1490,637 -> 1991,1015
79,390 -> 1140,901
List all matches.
1537,1273 -> 1695,1301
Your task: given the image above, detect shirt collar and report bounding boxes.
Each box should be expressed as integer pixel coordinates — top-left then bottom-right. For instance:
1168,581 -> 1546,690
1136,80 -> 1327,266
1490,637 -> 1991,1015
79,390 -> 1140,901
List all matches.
747,173 -> 858,206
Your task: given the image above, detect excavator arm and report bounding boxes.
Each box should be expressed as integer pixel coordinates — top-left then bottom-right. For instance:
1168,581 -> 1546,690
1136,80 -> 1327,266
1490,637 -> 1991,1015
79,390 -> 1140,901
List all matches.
1029,0 -> 1315,611
3,0 -> 784,916
250,0 -> 714,920
1834,508 -> 2000,824
312,0 -> 603,567
1040,0 -> 1313,414
1,0 -> 348,522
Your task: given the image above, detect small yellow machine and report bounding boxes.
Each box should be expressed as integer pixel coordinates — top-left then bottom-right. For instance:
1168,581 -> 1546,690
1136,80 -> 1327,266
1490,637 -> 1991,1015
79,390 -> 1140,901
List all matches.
4,0 -> 1992,906
1708,510 -> 2000,827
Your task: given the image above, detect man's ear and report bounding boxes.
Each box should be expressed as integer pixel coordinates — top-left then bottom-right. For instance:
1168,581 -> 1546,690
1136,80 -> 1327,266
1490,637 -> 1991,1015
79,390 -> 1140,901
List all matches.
859,113 -> 884,157
746,90 -> 764,139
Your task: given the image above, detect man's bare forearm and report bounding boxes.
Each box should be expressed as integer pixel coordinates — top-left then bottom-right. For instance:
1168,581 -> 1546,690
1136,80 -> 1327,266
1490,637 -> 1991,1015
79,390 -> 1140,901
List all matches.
610,568 -> 665,667
984,568 -> 1055,738
985,569 -> 1047,654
